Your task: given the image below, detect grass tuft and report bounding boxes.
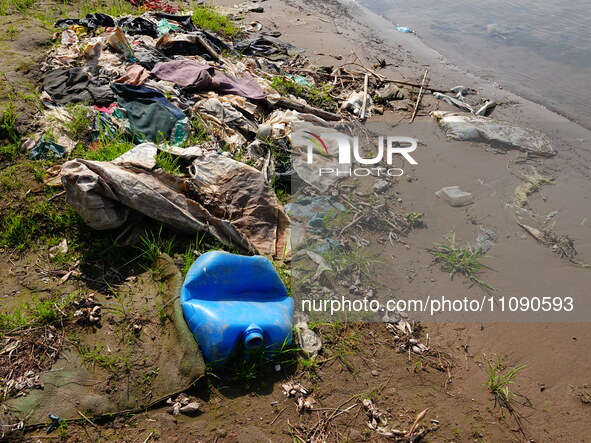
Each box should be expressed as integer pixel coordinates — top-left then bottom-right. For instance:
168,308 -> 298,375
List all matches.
78,0 -> 138,17
270,76 -> 334,108
155,151 -> 182,176
404,212 -> 424,228
427,232 -> 496,291
137,225 -> 175,268
62,103 -> 93,140
0,213 -> 33,251
485,361 -> 526,406
191,4 -> 239,37
0,102 -> 21,160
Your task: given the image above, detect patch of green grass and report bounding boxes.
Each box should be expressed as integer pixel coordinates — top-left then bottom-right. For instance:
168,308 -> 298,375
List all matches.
86,137 -> 134,161
137,225 -> 176,268
78,343 -> 121,370
155,151 -> 182,176
79,0 -> 138,17
0,100 -> 25,161
0,303 -> 29,332
404,211 -> 424,228
62,103 -> 93,140
28,160 -> 52,183
427,232 -> 496,291
0,102 -> 20,159
186,115 -> 210,146
141,368 -> 159,386
0,213 -> 34,251
485,361 -> 526,406
270,76 -> 334,109
0,165 -> 22,190
191,4 -> 239,37
75,118 -> 134,161
0,0 -> 36,14
30,296 -> 64,325
322,246 -> 380,280
0,295 -> 73,335
155,301 -> 168,325
272,259 -> 291,294
181,248 -> 197,276
0,142 -> 21,161
5,25 -> 19,40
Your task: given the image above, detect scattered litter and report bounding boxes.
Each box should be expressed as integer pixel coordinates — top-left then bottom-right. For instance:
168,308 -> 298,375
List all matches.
46,413 -> 65,434
512,166 -> 554,207
431,111 -> 557,156
282,381 -> 310,398
166,393 -> 201,416
395,26 -> 413,34
373,178 -> 392,194
517,221 -> 589,267
106,27 -> 135,60
304,250 -> 333,281
434,86 -> 496,115
363,399 -> 387,429
472,225 -> 496,254
545,210 -> 560,222
128,0 -> 180,13
374,83 -> 406,102
435,186 -> 474,207
48,238 -> 68,258
294,316 -> 322,359
234,34 -> 294,60
28,139 -> 66,160
282,381 -> 315,413
73,294 -> 102,327
342,91 -> 373,118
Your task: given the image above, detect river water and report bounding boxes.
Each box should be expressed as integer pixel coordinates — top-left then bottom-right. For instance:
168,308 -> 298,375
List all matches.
359,0 -> 591,128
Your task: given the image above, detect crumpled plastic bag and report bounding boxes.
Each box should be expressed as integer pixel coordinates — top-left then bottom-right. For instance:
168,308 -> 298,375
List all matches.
60,144 -> 290,258
288,121 -> 351,191
431,111 -> 557,156
198,97 -> 258,134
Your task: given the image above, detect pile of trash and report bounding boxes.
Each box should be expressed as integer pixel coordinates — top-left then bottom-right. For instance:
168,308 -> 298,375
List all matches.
29,4 -> 424,258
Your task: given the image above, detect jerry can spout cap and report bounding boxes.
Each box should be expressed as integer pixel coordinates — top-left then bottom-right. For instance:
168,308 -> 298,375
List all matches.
244,323 -> 264,350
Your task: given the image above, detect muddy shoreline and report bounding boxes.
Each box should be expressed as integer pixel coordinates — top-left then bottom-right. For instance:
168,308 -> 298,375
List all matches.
0,0 -> 589,441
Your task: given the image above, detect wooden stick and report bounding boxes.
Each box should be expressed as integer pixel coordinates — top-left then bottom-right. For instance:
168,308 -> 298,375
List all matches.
410,68 -> 429,123
382,77 -> 446,93
360,73 -> 369,120
195,34 -> 220,62
274,98 -> 342,121
77,411 -> 98,429
270,406 -> 287,425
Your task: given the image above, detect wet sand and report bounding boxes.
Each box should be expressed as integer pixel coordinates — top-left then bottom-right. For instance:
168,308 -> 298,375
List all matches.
242,0 -> 591,439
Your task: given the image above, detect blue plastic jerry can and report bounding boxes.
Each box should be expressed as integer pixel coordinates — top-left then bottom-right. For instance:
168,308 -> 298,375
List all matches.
180,251 -> 294,365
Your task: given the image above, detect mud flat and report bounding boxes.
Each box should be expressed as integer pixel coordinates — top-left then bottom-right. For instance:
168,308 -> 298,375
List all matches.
0,0 -> 589,441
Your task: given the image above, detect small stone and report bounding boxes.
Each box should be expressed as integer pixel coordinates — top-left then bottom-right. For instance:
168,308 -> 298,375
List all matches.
376,83 -> 405,101
371,370 -> 379,376
373,179 -> 391,194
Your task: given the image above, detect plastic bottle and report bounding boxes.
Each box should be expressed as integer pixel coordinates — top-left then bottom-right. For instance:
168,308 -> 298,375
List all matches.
180,251 -> 294,365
